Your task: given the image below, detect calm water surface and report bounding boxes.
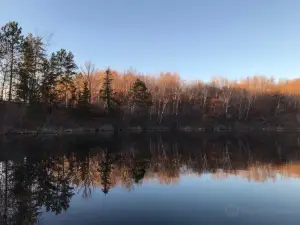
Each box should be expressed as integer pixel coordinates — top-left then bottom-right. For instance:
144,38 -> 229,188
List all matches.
0,133 -> 300,225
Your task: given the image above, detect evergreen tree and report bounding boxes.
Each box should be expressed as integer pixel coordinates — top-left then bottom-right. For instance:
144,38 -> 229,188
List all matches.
41,54 -> 58,106
78,81 -> 90,109
16,35 -> 35,103
16,34 -> 46,104
99,68 -> 118,112
28,34 -> 46,103
56,49 -> 77,107
0,21 -> 23,101
129,79 -> 152,113
41,49 -> 77,107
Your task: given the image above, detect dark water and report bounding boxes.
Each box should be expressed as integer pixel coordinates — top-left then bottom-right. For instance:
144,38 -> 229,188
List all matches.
1,132 -> 300,225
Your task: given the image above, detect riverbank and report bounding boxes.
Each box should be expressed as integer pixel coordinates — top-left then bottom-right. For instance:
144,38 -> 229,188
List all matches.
1,125 -> 300,135
1,102 -> 300,135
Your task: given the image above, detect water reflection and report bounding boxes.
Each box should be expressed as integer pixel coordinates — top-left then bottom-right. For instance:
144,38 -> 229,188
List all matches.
0,133 -> 300,224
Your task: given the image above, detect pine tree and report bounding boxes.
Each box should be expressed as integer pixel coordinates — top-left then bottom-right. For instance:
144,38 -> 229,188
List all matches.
41,49 -> 77,107
41,54 -> 58,106
16,34 -> 46,104
129,79 -> 152,113
56,49 -> 77,107
99,68 -> 118,112
0,21 -> 23,101
16,35 -> 35,103
78,81 -> 90,109
28,34 -> 46,103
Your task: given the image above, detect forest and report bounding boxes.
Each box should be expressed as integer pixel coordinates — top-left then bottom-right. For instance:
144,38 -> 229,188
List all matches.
1,21 -> 300,133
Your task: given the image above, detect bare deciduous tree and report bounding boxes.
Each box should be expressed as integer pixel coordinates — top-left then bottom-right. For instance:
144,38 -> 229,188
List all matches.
81,60 -> 96,103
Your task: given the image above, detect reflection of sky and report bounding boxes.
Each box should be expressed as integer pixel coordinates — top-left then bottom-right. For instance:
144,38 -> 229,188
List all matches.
39,173 -> 300,225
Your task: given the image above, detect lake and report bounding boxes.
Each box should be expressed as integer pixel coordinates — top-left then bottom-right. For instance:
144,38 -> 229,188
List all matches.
0,132 -> 300,225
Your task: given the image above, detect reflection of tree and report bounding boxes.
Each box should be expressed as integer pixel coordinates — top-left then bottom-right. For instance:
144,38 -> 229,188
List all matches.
79,155 -> 93,199
99,149 -> 113,195
11,162 -> 40,225
30,157 -> 73,216
131,159 -> 146,184
0,157 -> 74,225
0,160 -> 15,225
69,153 -> 98,199
0,134 -> 300,224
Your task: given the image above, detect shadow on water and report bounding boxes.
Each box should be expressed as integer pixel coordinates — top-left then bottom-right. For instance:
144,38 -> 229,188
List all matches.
0,132 -> 300,224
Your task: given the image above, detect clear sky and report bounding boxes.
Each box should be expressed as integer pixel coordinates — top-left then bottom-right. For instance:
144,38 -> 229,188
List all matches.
1,0 -> 299,81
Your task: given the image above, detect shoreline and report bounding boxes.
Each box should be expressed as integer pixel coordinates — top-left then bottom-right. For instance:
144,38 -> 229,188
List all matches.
1,126 -> 300,135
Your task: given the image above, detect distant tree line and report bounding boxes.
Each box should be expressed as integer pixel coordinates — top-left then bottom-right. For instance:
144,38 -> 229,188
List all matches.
1,21 -> 300,128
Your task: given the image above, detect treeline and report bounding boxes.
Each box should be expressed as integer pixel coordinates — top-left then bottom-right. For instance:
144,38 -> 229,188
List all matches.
1,21 -> 300,129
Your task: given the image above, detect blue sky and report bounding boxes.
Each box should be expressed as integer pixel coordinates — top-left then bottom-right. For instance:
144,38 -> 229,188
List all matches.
1,0 -> 300,81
